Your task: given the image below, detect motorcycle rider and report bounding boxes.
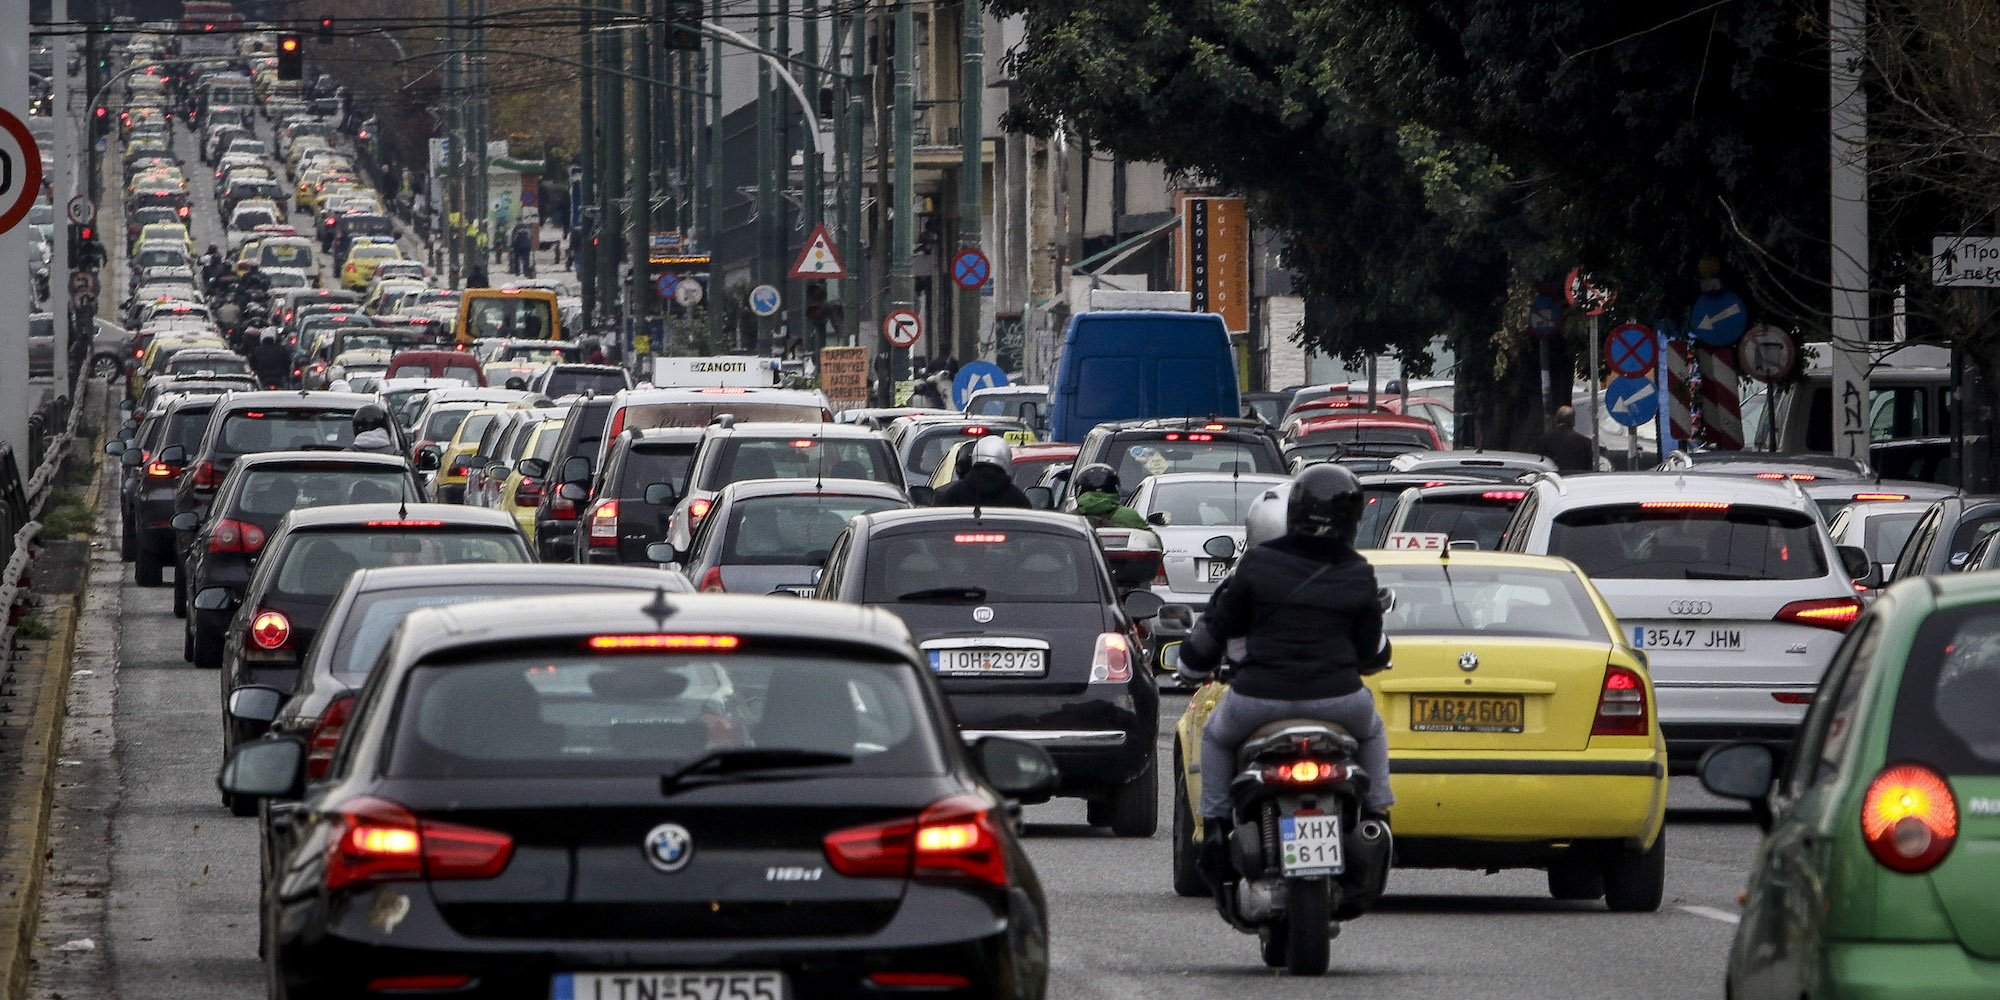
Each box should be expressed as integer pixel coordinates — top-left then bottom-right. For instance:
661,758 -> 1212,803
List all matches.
250,332 -> 291,389
1066,464 -> 1154,534
199,244 -> 225,284
934,436 -> 1032,508
1176,463 -> 1394,887
345,404 -> 401,455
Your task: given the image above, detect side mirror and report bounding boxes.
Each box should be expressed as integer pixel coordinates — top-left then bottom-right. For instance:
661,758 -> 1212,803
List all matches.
1024,486 -> 1053,510
171,512 -> 200,531
559,483 -> 590,502
906,485 -> 934,506
104,439 -> 128,455
121,418 -> 139,434
970,736 -> 1060,802
561,455 -> 591,486
121,448 -> 145,467
517,457 -> 549,479
645,541 -> 678,564
1146,510 -> 1171,527
192,587 -> 237,612
1122,589 -> 1165,620
1697,743 -> 1777,826
1156,603 -> 1196,631
157,444 -> 186,464
226,685 -> 287,726
1202,535 -> 1237,559
485,462 -> 509,481
1861,562 -> 1886,589
1837,544 -> 1871,581
119,397 -> 135,412
215,737 -> 305,801
415,446 -> 440,472
644,482 -> 678,506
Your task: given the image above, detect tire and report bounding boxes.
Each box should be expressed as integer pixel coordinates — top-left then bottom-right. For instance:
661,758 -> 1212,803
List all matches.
183,618 -> 194,662
1283,877 -> 1332,975
1258,924 -> 1288,968
1108,755 -> 1159,838
120,519 -> 136,561
1602,831 -> 1667,912
135,546 -> 164,587
1547,850 -> 1605,901
91,354 -> 121,379
193,626 -> 223,671
172,571 -> 187,617
1170,749 -> 1208,897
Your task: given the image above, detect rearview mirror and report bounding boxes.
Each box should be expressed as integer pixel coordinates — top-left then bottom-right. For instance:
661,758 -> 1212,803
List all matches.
517,457 -> 549,479
193,587 -> 238,611
1122,589 -> 1164,620
1024,486 -> 1052,510
906,485 -> 934,506
226,685 -> 286,726
1836,544 -> 1871,581
104,440 -> 127,455
559,483 -> 589,502
561,455 -> 591,486
644,482 -> 677,506
415,446 -> 440,472
970,736 -> 1060,802
1697,743 -> 1776,806
1202,535 -> 1237,559
215,737 -> 304,801
157,444 -> 186,464
1146,510 -> 1171,527
171,512 -> 200,531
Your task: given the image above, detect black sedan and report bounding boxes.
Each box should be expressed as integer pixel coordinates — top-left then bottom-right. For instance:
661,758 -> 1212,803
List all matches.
815,508 -> 1165,836
218,592 -> 1057,999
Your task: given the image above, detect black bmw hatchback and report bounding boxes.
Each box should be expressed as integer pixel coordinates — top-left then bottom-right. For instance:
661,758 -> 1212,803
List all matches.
219,593 -> 1057,999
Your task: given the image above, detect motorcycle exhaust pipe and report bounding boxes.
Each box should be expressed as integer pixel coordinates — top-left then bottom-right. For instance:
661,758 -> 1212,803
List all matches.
1358,818 -> 1390,842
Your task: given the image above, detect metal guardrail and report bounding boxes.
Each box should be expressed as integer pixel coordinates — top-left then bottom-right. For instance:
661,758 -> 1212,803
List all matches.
2,365 -> 94,654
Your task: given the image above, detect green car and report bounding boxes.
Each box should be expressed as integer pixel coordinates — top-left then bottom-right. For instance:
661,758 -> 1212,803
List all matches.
1701,573 -> 2000,999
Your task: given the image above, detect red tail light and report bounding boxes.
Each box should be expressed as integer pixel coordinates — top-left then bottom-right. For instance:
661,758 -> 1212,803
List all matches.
307,694 -> 354,779
823,794 -> 1007,886
249,608 -> 292,649
515,479 -> 543,505
325,796 -> 513,891
1590,664 -> 1649,737
1852,493 -> 1909,501
1261,759 -> 1350,785
868,973 -> 973,989
550,495 -> 577,518
447,455 -> 469,476
209,518 -> 267,552
194,460 -> 222,490
1775,598 -> 1861,632
587,499 -> 619,546
608,409 -> 627,438
699,565 -> 725,592
367,976 -> 475,993
1481,490 -> 1526,500
1089,632 -> 1131,683
1862,764 -> 1957,873
686,497 -> 712,523
145,460 -> 179,478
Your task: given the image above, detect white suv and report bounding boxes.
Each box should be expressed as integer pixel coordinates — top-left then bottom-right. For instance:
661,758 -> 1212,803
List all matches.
1498,472 -> 1869,764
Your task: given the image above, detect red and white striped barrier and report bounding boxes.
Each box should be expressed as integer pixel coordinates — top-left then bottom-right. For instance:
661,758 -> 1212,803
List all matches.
1695,343 -> 1744,450
1666,340 -> 1694,444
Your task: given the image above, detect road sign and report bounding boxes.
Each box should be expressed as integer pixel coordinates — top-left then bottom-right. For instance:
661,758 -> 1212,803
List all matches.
788,223 -> 847,279
1564,268 -> 1613,316
951,361 -> 1009,408
1605,376 -> 1659,427
748,284 -> 782,317
68,271 -> 98,298
1738,325 -> 1795,383
1932,235 -> 2000,288
819,346 -> 868,404
950,248 -> 991,290
65,195 -> 94,225
674,278 -> 704,308
0,109 -> 45,235
656,273 -> 680,299
882,308 -> 922,348
1602,322 -> 1658,378
1528,292 -> 1563,339
1690,289 -> 1748,346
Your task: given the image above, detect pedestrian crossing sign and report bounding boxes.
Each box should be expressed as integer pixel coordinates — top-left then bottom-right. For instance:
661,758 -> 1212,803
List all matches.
788,223 -> 848,279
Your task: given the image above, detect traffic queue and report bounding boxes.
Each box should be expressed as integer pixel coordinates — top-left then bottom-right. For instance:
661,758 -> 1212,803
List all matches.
90,24 -> 2000,999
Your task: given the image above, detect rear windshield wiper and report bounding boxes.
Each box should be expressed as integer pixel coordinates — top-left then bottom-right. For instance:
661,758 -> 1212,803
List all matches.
896,586 -> 988,603
660,748 -> 853,794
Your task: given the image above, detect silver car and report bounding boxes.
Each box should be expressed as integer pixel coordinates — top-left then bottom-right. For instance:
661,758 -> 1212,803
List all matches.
1126,472 -> 1290,610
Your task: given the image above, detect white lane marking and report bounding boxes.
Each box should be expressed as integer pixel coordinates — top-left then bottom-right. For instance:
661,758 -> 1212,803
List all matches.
1679,905 -> 1741,924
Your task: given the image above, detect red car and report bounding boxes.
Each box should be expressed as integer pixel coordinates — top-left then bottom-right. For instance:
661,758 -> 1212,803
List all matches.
1285,412 -> 1443,467
386,349 -> 487,386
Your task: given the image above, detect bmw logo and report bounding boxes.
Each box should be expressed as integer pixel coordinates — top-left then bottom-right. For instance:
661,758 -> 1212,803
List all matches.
643,823 -> 693,873
973,606 -> 994,624
1457,652 -> 1479,672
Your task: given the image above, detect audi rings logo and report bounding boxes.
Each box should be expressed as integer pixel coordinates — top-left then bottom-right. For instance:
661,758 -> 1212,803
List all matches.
1667,600 -> 1714,616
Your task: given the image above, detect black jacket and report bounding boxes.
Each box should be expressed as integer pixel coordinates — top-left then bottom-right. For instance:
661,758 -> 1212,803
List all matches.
934,468 -> 1031,509
1536,427 -> 1594,472
1181,535 -> 1388,700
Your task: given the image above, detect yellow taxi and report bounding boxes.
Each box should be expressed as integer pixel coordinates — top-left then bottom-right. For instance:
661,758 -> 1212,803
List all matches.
129,332 -> 229,400
1170,549 -> 1668,909
340,241 -> 404,291
497,418 -> 567,542
135,221 -> 195,255
433,406 -> 509,504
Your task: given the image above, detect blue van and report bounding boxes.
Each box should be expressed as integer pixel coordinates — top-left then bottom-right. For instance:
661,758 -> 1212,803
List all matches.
1046,312 -> 1241,443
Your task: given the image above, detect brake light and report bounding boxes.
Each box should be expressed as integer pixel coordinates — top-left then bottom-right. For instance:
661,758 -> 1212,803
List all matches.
1862,764 -> 1958,873
1187,433 -> 1213,441
962,426 -> 988,436
1775,598 -> 1861,632
194,460 -> 222,490
1202,423 -> 1227,430
823,794 -> 1007,886
1089,632 -> 1131,683
1755,472 -> 1785,479
145,460 -> 179,478
1590,664 -> 1648,737
697,387 -> 747,393
1261,759 -> 1349,785
789,439 -> 817,448
587,500 -> 619,546
1639,501 -> 1728,510
325,796 -> 513,891
954,533 -> 1006,543
515,478 -> 543,505
447,455 -> 469,476
1772,692 -> 1814,704
699,566 -> 725,593
587,634 -> 740,650
367,976 -> 475,993
307,693 -> 354,779
209,518 -> 267,552
178,206 -> 189,217
869,973 -> 973,989
687,497 -> 712,523
249,608 -> 292,649
1481,490 -> 1526,500
550,494 -> 577,518
1853,493 -> 1909,501
1153,561 -> 1170,586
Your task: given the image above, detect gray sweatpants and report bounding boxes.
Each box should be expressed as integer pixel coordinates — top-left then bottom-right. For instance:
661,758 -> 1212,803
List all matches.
1198,688 -> 1393,817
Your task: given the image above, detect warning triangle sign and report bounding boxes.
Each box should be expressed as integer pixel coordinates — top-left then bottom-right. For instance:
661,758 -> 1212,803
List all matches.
788,223 -> 848,279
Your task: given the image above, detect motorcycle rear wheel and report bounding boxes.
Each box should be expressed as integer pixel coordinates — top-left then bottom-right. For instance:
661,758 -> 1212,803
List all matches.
1283,877 -> 1331,975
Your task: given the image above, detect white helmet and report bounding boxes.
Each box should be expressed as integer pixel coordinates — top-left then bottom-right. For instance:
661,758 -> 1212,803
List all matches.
969,435 -> 1012,474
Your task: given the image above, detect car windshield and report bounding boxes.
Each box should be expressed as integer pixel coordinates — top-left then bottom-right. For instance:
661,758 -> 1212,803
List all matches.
1549,503 -> 1829,581
217,409 -> 358,453
1011,456 -> 1070,491
909,429 -> 994,477
168,356 -> 249,376
1892,607 -> 2000,775
718,495 -> 905,566
449,411 -> 497,445
545,369 -> 628,397
464,297 -> 553,340
1113,437 -> 1276,488
704,438 -> 895,489
233,468 -> 416,516
272,530 -> 527,599
385,652 -> 942,779
1866,511 -> 1923,563
617,446 -> 698,497
1374,563 -> 1608,642
1396,495 -> 1524,550
1296,426 -> 1434,451
1146,479 -> 1270,527
864,530 -> 1103,603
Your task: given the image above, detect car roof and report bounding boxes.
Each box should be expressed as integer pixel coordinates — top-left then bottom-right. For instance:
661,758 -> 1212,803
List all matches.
1802,480 -> 1957,501
1404,482 -> 1533,499
706,421 -> 883,440
714,478 -> 911,502
1389,449 -> 1552,471
1137,471 -> 1291,487
214,389 -> 375,410
1667,451 -> 1872,477
1295,413 -> 1436,432
1531,471 -> 1813,508
276,502 -> 517,530
858,507 -> 1092,535
1358,472 -> 1491,487
229,450 -> 411,471
626,427 -> 708,444
614,386 -> 827,405
1363,549 -> 1586,574
343,562 -> 692,594
1012,442 -> 1080,458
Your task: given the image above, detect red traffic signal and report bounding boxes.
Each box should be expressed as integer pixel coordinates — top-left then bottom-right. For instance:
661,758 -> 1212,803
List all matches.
277,34 -> 304,80
280,37 -> 299,53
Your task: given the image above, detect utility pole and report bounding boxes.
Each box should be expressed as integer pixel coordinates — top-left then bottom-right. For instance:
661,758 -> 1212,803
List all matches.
1,0 -> 27,463
471,0 -> 489,279
840,2 -> 865,347
754,0 -> 777,354
801,0 -> 823,354
1828,0 -> 1870,465
955,0 -> 982,362
51,0 -> 70,389
600,6 -> 626,330
579,0 -> 596,325
84,1 -> 103,205
446,0 -> 462,285
890,0 -> 915,334
706,29 -> 725,348
629,0 -> 655,357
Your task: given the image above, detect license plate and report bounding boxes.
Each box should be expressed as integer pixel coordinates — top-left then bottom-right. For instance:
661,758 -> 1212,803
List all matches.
774,586 -> 815,598
1201,558 -> 1233,582
1280,813 -> 1344,875
1633,626 -> 1744,651
929,648 -> 1046,676
554,971 -> 785,1000
1409,694 -> 1524,733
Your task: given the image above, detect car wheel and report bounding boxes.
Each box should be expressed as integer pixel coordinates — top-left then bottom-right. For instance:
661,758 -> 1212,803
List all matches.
1171,747 -> 1208,897
1108,754 -> 1159,838
172,571 -> 187,617
135,547 -> 164,587
91,354 -> 121,379
1602,831 -> 1666,912
1283,877 -> 1332,975
120,519 -> 135,561
1547,849 -> 1605,900
183,617 -> 195,662
193,626 -> 223,671
1258,923 -> 1287,968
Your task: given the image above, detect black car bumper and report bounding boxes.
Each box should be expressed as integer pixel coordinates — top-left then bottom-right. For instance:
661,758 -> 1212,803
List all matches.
948,688 -> 1156,794
536,520 -> 577,561
1663,722 -> 1798,773
136,495 -> 179,555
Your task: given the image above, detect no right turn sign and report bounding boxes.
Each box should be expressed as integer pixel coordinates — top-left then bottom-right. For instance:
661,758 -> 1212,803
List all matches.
882,308 -> 922,348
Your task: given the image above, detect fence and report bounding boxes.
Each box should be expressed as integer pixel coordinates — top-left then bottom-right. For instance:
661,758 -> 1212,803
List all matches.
1,365 -> 94,654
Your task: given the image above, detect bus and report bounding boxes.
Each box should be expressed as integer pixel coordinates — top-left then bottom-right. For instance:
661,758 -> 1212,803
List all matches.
179,2 -> 243,61
455,287 -> 564,346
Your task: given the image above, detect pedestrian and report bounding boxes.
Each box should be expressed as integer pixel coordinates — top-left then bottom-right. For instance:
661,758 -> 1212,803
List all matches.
466,262 -> 488,289
250,332 -> 290,389
509,224 -> 532,276
1536,405 -> 1595,472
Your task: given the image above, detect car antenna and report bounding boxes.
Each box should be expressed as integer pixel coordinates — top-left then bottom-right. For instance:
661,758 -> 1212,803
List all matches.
642,585 -> 676,629
397,498 -> 409,520
814,426 -> 826,489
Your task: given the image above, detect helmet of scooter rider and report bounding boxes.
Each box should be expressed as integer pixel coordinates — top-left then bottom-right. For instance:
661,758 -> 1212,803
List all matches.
351,403 -> 390,433
1072,463 -> 1121,497
969,436 -> 1012,476
1286,463 -> 1365,544
1242,482 -> 1291,549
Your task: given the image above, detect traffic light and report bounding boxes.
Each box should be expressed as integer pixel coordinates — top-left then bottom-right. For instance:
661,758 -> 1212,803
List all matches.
317,17 -> 335,42
277,35 -> 303,80
665,0 -> 702,50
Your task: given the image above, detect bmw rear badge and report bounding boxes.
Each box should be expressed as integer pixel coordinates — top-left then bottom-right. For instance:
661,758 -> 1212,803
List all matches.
1457,652 -> 1479,672
973,606 -> 994,623
644,823 -> 693,873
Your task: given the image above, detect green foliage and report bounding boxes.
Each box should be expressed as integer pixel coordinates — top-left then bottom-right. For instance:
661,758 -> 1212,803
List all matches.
40,490 -> 94,541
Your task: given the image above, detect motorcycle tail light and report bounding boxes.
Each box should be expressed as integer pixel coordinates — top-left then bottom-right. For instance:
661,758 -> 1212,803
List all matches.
1590,663 -> 1649,737
1262,759 -> 1348,785
1088,632 -> 1131,683
1862,763 -> 1958,874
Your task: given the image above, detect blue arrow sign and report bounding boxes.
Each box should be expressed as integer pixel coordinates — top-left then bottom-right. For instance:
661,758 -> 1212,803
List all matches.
952,361 -> 1009,409
1528,293 -> 1563,338
748,284 -> 783,317
1691,290 -> 1748,346
1605,376 -> 1659,428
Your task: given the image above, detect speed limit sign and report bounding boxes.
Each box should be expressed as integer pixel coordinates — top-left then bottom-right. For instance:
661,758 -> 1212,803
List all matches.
66,195 -> 94,225
0,109 -> 43,236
